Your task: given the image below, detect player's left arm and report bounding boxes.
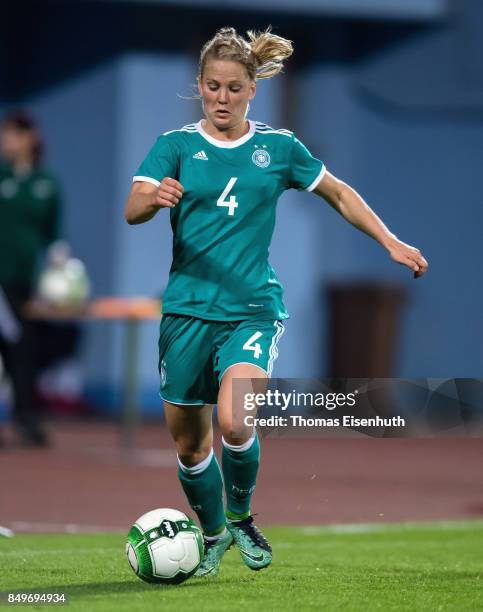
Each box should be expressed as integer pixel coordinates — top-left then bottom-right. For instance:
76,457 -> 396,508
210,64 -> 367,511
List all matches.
313,171 -> 428,278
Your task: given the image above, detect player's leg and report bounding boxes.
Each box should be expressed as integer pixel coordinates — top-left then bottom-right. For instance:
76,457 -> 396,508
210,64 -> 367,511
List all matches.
217,364 -> 266,519
215,320 -> 285,570
159,315 -> 225,534
164,400 -> 233,577
217,365 -> 272,570
158,315 -> 235,577
164,401 -> 222,532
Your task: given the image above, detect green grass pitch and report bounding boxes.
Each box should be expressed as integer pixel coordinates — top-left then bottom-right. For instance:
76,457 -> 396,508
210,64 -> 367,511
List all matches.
1,522 -> 482,611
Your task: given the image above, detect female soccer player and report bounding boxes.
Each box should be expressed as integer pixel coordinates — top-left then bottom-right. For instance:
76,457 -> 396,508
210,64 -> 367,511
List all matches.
125,27 -> 428,577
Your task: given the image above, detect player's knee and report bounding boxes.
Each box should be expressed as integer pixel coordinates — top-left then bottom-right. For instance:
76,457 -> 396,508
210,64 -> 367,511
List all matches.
177,442 -> 212,468
219,422 -> 252,447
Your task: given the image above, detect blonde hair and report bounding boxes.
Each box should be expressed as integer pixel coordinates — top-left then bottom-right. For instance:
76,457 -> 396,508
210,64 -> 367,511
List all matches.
199,26 -> 293,80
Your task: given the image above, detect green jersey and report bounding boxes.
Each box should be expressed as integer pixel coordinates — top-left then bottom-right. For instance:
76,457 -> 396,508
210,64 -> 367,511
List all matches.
0,164 -> 60,290
134,119 -> 325,321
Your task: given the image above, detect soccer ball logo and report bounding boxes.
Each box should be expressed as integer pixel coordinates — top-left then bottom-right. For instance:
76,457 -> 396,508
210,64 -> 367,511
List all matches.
252,149 -> 271,168
126,508 -> 204,584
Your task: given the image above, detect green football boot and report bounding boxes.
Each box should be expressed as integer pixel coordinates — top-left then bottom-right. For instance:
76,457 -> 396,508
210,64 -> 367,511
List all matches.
227,516 -> 272,570
194,530 -> 233,577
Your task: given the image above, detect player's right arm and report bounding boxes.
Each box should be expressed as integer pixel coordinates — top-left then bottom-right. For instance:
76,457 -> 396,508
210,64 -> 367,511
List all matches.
124,178 -> 184,225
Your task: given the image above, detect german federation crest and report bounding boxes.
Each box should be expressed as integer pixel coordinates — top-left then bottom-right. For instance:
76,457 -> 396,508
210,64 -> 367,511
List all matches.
252,148 -> 271,168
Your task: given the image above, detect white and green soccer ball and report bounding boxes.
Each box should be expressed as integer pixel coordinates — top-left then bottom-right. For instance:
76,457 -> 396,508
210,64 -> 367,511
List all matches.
126,508 -> 204,584
37,258 -> 90,307
37,242 -> 90,308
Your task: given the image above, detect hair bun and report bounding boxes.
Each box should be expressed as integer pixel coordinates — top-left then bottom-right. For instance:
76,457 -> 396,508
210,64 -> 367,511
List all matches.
199,26 -> 293,81
217,27 -> 237,38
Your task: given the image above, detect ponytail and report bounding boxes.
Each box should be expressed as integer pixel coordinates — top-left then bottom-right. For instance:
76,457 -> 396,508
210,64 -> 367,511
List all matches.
199,26 -> 293,80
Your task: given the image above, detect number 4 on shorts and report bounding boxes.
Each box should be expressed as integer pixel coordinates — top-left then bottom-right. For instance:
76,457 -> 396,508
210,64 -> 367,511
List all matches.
243,332 -> 263,359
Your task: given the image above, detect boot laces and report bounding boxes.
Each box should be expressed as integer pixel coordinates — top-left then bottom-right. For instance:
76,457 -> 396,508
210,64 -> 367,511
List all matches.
233,515 -> 271,552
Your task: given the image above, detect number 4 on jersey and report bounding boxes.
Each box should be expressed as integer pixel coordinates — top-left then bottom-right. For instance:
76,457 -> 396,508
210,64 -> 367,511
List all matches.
217,177 -> 238,216
243,332 -> 263,359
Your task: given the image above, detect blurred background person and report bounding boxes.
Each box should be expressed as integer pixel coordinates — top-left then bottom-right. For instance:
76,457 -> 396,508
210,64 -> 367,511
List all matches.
0,111 -> 61,446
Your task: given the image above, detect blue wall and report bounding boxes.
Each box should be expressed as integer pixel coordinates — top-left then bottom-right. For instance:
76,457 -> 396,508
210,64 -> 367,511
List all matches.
151,0 -> 447,19
292,27 -> 483,376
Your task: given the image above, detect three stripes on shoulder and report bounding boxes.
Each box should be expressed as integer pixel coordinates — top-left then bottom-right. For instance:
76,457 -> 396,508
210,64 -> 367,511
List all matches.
164,123 -> 293,138
254,122 -> 293,137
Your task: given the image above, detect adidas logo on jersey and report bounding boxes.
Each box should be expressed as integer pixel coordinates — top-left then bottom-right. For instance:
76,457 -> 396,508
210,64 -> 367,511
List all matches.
193,150 -> 208,160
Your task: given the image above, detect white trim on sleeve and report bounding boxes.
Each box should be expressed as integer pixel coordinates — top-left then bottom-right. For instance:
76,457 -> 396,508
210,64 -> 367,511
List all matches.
305,164 -> 327,192
132,175 -> 161,187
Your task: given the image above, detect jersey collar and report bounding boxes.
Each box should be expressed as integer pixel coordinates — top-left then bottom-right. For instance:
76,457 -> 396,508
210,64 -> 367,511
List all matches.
195,119 -> 256,149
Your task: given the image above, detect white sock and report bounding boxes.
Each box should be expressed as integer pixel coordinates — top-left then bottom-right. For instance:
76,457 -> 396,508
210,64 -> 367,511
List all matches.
177,448 -> 213,475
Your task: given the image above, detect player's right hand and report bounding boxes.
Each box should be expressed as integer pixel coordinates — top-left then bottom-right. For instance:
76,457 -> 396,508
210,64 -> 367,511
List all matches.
156,177 -> 184,208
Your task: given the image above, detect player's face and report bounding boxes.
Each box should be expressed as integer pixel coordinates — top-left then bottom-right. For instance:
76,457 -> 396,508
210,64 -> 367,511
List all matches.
198,60 -> 256,132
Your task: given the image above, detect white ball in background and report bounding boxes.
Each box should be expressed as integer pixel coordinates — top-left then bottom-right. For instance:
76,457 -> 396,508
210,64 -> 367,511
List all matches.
37,260 -> 90,307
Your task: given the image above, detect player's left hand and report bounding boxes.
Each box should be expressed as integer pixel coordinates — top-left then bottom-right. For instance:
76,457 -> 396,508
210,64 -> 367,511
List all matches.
386,238 -> 428,278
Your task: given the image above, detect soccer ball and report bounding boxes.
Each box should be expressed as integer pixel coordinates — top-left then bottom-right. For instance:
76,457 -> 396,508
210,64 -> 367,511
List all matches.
37,258 -> 90,307
37,241 -> 90,308
126,508 -> 204,584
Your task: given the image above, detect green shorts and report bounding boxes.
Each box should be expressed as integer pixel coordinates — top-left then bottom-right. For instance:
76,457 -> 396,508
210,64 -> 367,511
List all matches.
158,315 -> 285,405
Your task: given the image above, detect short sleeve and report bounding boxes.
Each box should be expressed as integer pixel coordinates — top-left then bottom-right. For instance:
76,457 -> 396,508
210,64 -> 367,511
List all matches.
287,135 -> 326,192
133,136 -> 178,187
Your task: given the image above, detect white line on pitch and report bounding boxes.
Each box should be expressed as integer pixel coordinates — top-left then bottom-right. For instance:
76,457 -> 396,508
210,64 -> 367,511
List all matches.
9,521 -> 125,534
298,519 -> 483,535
